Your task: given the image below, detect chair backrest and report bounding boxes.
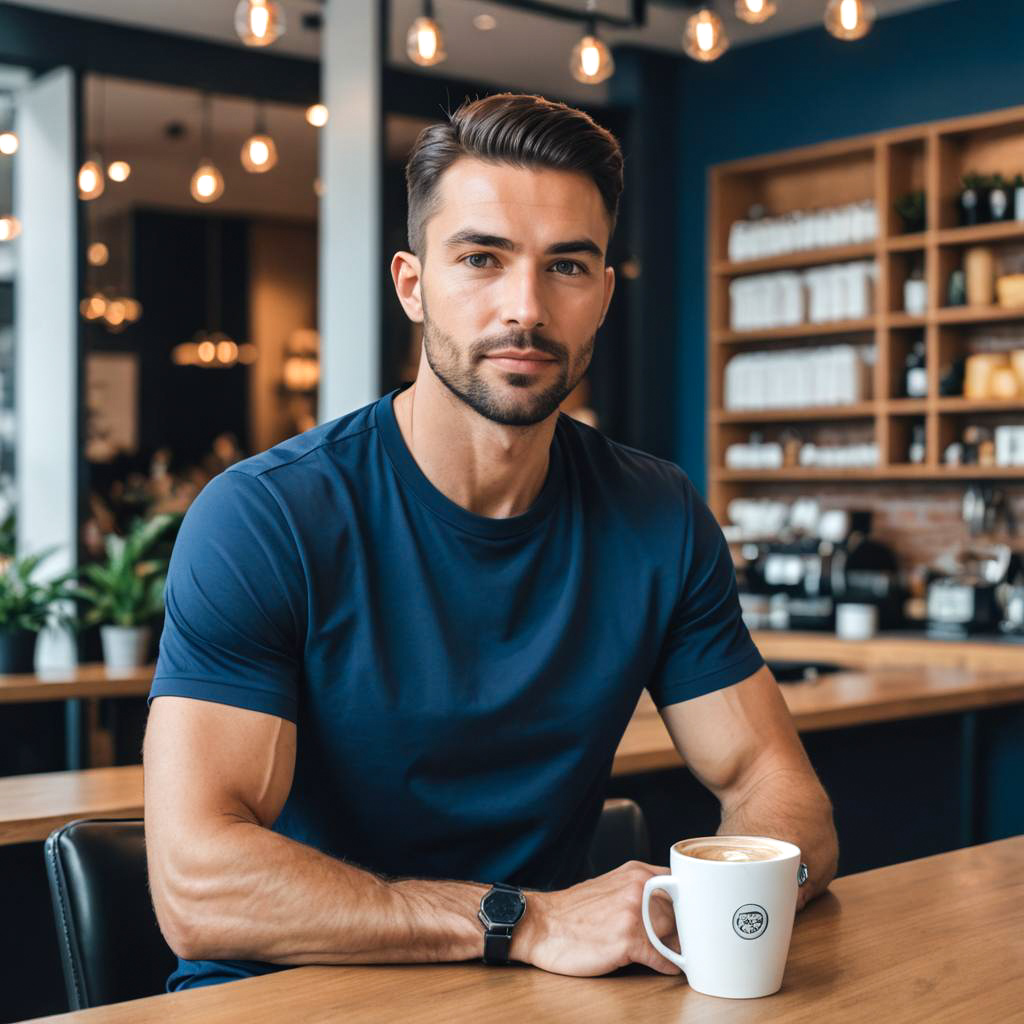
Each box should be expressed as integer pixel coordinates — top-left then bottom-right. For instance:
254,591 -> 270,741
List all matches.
44,818 -> 177,1011
589,798 -> 650,876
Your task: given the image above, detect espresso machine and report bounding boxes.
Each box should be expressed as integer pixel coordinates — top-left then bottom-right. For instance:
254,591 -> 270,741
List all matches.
737,508 -> 903,632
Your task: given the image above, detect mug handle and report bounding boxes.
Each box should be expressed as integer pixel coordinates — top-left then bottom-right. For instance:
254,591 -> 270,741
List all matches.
641,875 -> 686,971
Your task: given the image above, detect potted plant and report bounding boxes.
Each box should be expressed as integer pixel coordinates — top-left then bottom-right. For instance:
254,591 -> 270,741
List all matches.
67,515 -> 179,670
959,172 -> 987,225
0,548 -> 64,674
988,173 -> 1013,222
893,190 -> 926,234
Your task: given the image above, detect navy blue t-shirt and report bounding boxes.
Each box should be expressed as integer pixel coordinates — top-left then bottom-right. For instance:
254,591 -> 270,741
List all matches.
150,386 -> 763,989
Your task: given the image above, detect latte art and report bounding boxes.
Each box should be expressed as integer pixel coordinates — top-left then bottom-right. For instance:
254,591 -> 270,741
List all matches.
680,842 -> 779,862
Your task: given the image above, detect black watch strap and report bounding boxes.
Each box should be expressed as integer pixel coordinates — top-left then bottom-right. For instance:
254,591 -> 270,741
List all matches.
482,926 -> 514,965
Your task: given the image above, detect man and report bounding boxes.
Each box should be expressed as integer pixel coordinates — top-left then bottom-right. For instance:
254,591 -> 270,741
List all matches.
145,92 -> 838,990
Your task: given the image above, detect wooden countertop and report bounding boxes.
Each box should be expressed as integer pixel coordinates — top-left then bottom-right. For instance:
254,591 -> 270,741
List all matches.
753,628 -> 1024,671
6,663 -> 1024,844
610,664 -> 1024,775
22,836 -> 1024,1023
0,664 -> 153,703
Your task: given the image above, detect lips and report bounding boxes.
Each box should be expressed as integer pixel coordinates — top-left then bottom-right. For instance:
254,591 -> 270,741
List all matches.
484,349 -> 558,375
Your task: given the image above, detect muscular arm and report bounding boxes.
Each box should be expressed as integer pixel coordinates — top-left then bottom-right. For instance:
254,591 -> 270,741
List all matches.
145,696 -> 680,975
145,696 -> 489,965
659,665 -> 839,909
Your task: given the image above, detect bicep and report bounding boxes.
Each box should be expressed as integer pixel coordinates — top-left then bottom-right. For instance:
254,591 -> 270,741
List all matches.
658,665 -> 811,807
144,697 -> 296,884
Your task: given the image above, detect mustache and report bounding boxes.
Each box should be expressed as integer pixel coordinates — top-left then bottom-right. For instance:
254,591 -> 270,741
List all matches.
471,331 -> 567,362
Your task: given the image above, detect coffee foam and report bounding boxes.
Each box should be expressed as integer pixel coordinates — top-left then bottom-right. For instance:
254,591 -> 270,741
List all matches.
675,838 -> 783,863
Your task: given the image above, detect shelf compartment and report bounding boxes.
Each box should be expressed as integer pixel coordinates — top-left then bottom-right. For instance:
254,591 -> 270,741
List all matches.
936,306 -> 1024,325
715,318 -> 876,344
713,404 -> 876,423
713,242 -> 877,277
712,466 -> 1024,482
936,221 -> 1024,247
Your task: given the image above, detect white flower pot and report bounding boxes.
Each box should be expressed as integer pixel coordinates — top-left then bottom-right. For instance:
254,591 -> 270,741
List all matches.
100,625 -> 151,671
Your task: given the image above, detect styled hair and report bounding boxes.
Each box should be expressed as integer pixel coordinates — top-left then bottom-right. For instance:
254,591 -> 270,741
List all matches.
404,92 -> 624,259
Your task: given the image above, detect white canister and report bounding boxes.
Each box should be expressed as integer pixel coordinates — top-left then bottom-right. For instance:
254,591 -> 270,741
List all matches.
835,602 -> 879,641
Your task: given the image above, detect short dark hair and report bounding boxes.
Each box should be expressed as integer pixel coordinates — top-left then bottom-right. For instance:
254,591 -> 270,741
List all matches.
404,92 -> 624,260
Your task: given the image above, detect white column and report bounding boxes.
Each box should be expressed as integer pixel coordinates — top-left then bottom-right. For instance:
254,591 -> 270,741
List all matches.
319,0 -> 382,422
14,67 -> 78,669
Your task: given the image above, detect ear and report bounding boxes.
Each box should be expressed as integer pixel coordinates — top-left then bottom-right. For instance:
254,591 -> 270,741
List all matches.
391,251 -> 424,323
598,263 -> 616,328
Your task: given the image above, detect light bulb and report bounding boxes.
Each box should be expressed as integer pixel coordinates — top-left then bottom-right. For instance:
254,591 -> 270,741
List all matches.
0,131 -> 18,156
570,34 -> 615,85
825,0 -> 875,40
87,241 -> 109,266
683,8 -> 729,62
198,340 -> 216,363
123,299 -> 143,323
0,215 -> 21,242
735,0 -> 776,24
107,160 -> 131,182
234,0 -> 285,47
104,299 -> 127,328
241,132 -> 277,173
190,162 -> 225,203
80,292 -> 107,320
305,103 -> 329,128
473,14 -> 496,30
406,16 -> 447,67
216,339 -> 239,365
78,159 -> 105,200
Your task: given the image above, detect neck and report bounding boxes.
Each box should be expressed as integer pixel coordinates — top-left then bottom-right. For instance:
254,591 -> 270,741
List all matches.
391,372 -> 557,519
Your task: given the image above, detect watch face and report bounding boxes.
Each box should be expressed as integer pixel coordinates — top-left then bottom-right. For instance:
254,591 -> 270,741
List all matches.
483,889 -> 525,925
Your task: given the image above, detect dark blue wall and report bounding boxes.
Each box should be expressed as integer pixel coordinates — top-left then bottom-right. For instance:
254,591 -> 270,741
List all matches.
674,0 -> 1024,493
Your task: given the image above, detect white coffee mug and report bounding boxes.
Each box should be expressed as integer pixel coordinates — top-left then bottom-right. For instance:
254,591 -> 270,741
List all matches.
641,835 -> 801,999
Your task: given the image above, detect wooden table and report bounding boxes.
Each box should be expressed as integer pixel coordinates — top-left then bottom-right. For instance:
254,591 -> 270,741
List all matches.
0,665 -> 152,704
0,766 -> 144,845
753,628 -> 1024,672
6,663 -> 1024,845
0,664 -> 153,771
21,835 -> 1024,1023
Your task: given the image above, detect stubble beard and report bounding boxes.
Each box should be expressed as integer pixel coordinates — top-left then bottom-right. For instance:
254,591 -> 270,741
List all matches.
420,309 -> 595,428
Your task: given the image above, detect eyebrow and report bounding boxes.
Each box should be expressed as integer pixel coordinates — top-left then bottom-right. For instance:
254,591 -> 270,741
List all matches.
443,229 -> 604,260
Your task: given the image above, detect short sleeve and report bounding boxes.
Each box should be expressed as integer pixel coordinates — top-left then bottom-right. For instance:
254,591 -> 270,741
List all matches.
647,480 -> 764,708
149,469 -> 307,723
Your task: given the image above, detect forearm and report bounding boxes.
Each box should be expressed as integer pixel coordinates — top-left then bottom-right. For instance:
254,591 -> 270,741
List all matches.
717,766 -> 838,909
152,818 -> 487,965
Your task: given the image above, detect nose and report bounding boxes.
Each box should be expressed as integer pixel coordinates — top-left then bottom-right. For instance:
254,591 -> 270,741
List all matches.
500,265 -> 549,331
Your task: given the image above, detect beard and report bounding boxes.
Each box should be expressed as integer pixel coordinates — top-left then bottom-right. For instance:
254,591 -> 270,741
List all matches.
420,308 -> 594,428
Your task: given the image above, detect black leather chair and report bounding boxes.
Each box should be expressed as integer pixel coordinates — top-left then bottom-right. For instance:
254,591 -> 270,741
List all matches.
44,818 -> 176,1011
587,798 -> 650,876
45,800 -> 650,1010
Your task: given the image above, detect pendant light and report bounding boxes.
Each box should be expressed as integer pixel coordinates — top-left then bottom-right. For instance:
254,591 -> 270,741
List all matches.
0,91 -> 17,155
735,0 -> 776,24
825,0 -> 874,40
190,95 -> 225,204
107,160 -> 131,183
570,1 -> 615,85
683,5 -> 729,62
234,0 -> 285,47
241,102 -> 278,173
305,103 -> 329,128
78,159 -> 105,201
406,0 -> 446,67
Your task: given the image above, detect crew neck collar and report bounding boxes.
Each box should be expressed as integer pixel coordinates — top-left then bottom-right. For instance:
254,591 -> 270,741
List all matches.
375,385 -> 564,539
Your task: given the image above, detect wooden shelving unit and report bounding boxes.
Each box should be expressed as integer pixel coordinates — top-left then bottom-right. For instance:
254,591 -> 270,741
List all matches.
707,103 -> 1024,522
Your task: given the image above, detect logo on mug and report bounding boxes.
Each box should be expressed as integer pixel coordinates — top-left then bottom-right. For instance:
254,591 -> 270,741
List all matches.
732,904 -> 769,939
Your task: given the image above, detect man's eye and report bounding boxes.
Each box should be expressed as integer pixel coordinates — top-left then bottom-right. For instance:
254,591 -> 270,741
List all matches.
552,260 -> 584,276
466,253 -> 495,269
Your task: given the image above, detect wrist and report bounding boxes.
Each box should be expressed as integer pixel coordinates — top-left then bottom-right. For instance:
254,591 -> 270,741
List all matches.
509,889 -> 548,965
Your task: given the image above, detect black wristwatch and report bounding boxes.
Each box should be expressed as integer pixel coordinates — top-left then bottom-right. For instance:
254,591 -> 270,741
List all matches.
478,882 -> 526,965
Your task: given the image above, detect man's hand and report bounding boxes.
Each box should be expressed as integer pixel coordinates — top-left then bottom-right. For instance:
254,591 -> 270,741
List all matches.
512,861 -> 681,977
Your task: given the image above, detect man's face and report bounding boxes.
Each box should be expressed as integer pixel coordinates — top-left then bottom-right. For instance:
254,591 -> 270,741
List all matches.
413,157 -> 615,427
